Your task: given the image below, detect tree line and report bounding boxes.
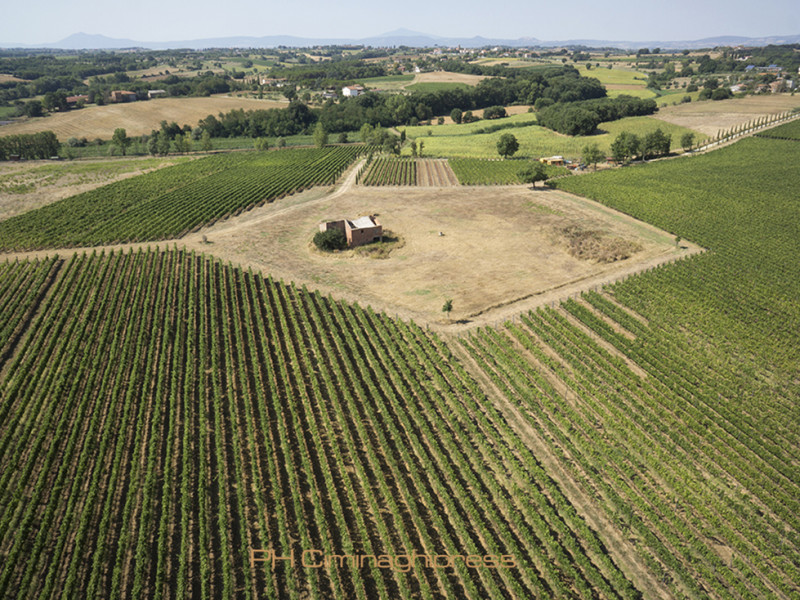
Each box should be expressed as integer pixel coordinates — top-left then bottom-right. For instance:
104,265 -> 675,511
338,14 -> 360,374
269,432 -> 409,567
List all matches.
199,67 -> 606,139
0,131 -> 60,160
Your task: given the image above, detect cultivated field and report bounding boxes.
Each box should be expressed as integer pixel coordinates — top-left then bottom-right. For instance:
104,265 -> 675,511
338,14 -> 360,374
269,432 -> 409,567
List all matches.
0,156 -> 191,221
0,96 -> 288,140
655,94 -> 800,136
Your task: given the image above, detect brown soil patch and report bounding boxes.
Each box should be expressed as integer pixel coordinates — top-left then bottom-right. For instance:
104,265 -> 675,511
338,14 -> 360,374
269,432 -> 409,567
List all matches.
655,94 -> 800,136
0,74 -> 26,83
416,159 -> 459,186
0,96 -> 287,140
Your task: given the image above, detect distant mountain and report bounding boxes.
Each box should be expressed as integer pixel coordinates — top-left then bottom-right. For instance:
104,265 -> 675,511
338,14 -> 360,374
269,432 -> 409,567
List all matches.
2,29 -> 799,50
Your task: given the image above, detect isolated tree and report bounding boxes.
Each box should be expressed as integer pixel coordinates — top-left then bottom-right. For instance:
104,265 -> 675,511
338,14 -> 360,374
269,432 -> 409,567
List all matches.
409,140 -> 417,157
254,137 -> 270,151
680,132 -> 695,152
496,133 -> 519,159
276,137 -> 286,149
417,140 -> 424,157
337,132 -> 348,144
313,122 -> 328,148
519,162 -> 549,188
581,142 -> 604,171
111,128 -> 133,156
442,299 -> 453,321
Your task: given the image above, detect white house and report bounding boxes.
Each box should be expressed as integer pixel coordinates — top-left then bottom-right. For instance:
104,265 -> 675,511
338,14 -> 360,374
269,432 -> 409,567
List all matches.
342,85 -> 364,97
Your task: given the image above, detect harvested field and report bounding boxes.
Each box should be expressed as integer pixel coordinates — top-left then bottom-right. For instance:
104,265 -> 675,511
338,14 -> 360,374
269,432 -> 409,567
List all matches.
171,184 -> 693,326
416,159 -> 459,186
655,94 -> 800,136
0,95 -> 288,140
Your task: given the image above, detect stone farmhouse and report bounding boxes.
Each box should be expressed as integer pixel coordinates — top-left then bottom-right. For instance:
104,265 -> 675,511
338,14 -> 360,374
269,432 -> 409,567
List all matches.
319,216 -> 382,248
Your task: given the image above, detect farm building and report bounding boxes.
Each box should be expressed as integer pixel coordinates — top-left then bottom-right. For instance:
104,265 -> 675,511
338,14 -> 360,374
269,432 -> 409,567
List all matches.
65,94 -> 89,107
342,85 -> 364,97
540,156 -> 565,166
110,90 -> 138,103
148,89 -> 167,99
319,215 -> 382,248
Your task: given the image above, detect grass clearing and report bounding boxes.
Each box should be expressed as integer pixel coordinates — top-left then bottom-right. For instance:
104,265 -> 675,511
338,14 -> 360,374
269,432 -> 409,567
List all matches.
413,116 -> 703,159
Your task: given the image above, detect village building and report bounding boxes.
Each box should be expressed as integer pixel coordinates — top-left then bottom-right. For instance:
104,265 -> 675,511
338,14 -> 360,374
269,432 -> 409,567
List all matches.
319,215 -> 382,248
65,94 -> 89,107
110,90 -> 138,103
342,85 -> 364,97
148,89 -> 167,99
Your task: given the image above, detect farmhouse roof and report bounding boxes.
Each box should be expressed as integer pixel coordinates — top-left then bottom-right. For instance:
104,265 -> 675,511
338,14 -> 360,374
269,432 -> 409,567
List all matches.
349,216 -> 378,229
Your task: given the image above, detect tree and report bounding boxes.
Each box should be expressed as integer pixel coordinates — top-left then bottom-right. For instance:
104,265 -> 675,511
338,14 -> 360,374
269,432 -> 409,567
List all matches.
610,131 -> 641,164
201,130 -> 213,152
173,132 -> 192,154
450,108 -> 463,124
417,140 -> 424,157
276,137 -> 286,149
313,228 -> 347,251
156,131 -> 172,156
519,162 -> 549,188
313,122 -> 328,148
337,132 -> 348,144
680,132 -> 695,152
409,140 -> 417,157
111,128 -> 132,156
442,299 -> 453,321
496,133 -> 519,159
581,142 -> 604,171
254,137 -> 270,151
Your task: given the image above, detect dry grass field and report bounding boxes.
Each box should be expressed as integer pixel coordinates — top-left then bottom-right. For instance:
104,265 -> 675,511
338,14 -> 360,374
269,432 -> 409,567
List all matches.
175,184 -> 690,326
655,94 -> 800,135
0,95 -> 287,140
411,71 -> 488,85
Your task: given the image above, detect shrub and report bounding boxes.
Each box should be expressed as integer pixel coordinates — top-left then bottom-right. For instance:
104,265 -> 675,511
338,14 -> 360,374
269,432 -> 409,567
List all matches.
313,228 -> 347,251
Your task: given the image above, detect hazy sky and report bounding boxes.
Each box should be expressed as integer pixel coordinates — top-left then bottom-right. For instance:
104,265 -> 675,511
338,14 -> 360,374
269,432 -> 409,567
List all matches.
2,0 -> 799,44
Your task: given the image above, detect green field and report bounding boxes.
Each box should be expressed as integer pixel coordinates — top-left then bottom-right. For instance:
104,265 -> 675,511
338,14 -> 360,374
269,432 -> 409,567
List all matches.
463,134 -> 800,600
0,146 -> 363,250
574,65 -> 650,86
358,74 -> 414,90
449,158 -> 567,185
411,115 -> 703,159
755,117 -> 800,139
405,82 -> 472,93
401,111 -> 538,139
0,249 -> 640,600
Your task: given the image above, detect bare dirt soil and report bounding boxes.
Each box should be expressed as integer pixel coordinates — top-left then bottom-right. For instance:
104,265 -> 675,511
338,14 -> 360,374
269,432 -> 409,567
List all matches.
416,159 -> 459,186
655,94 -> 800,136
0,96 -> 287,140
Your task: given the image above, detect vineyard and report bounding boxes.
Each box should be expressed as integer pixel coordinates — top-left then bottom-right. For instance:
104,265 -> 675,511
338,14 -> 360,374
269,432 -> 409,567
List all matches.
454,133 -> 800,599
0,249 -> 641,600
359,157 -> 417,186
0,146 -> 363,251
450,158 -> 567,185
754,116 -> 800,140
